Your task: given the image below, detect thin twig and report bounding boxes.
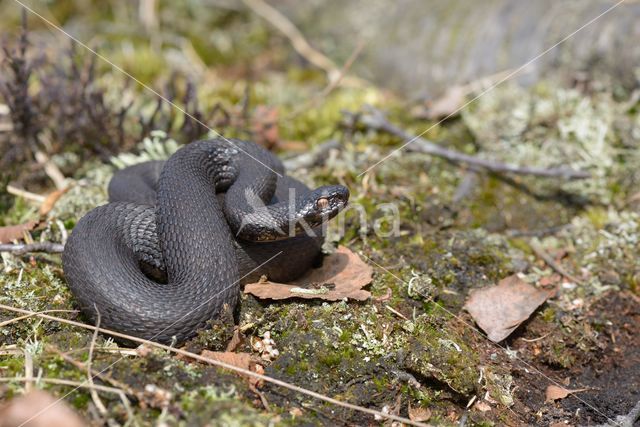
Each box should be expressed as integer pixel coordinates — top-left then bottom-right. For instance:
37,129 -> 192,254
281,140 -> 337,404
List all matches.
34,150 -> 67,190
384,305 -> 408,320
0,242 -> 65,254
521,332 -> 552,343
283,139 -> 341,171
23,348 -> 33,393
242,0 -> 339,81
47,345 -> 139,398
0,309 -> 77,327
6,184 -> 46,203
46,345 -> 136,421
452,170 -> 479,204
242,0 -> 366,87
529,238 -> 583,285
0,303 -> 430,427
355,106 -> 591,180
87,305 -> 108,417
284,40 -> 366,122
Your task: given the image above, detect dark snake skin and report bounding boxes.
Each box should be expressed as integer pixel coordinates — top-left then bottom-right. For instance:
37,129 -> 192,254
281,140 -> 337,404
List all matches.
62,138 -> 349,344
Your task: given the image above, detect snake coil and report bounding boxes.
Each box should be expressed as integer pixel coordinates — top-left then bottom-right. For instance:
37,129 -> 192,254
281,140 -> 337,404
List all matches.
63,138 -> 349,344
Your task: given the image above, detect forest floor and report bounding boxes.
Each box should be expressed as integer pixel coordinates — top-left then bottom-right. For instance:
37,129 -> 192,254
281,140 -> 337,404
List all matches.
1,3 -> 639,426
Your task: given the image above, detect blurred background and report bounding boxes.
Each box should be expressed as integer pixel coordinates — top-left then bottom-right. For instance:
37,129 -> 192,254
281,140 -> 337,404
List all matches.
2,0 -> 639,185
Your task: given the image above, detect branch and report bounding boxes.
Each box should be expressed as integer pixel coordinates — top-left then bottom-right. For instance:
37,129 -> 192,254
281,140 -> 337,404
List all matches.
0,242 -> 64,254
242,0 -> 366,87
355,107 -> 591,180
242,0 -> 338,79
283,139 -> 341,171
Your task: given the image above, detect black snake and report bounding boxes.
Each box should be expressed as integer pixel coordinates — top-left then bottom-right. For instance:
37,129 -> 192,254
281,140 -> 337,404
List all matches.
62,138 -> 349,344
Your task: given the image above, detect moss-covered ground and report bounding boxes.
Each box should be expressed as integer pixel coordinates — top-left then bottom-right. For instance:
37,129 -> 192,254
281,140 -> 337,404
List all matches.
1,2 -> 639,426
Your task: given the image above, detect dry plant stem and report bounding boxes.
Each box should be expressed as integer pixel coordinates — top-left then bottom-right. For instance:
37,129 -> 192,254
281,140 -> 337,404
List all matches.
283,139 -> 340,170
242,0 -> 366,88
24,348 -> 33,393
6,184 -> 46,203
35,150 -> 66,190
87,307 -> 108,417
529,238 -> 583,285
0,242 -> 65,254
47,345 -> 139,399
242,0 -> 339,80
0,303 -> 431,427
284,40 -> 366,122
358,107 -> 591,180
0,309 -> 77,327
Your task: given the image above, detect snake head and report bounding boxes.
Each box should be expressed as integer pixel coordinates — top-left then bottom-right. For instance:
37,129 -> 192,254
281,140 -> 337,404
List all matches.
295,185 -> 350,228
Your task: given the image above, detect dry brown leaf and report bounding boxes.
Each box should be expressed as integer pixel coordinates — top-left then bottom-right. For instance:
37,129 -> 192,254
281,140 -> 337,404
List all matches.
464,275 -> 555,342
0,390 -> 85,427
244,246 -> 372,301
415,86 -> 467,120
39,188 -> 68,216
0,220 -> 38,244
408,404 -> 432,422
473,401 -> 492,412
201,350 -> 264,388
545,385 -> 589,403
225,327 -> 244,352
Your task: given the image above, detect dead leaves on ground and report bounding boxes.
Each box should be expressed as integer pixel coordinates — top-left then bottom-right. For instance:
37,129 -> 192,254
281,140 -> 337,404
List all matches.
0,187 -> 67,244
38,187 -> 68,216
408,404 -> 432,422
0,220 -> 39,244
464,274 -> 555,342
0,390 -> 85,427
244,246 -> 373,302
545,385 -> 589,402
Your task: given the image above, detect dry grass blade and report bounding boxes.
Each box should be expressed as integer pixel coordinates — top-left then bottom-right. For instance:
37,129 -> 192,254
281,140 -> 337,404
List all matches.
0,303 -> 431,427
87,306 -> 108,418
0,309 -> 77,327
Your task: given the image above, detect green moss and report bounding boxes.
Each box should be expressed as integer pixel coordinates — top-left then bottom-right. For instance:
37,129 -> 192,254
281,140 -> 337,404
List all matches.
403,314 -> 479,397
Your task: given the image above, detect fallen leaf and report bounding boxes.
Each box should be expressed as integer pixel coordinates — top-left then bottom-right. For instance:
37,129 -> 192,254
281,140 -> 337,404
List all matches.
289,407 -> 303,417
545,385 -> 589,402
473,401 -> 492,412
408,404 -> 432,422
374,287 -> 393,302
225,327 -> 244,352
0,390 -> 85,427
464,275 -> 554,342
244,246 -> 372,301
39,187 -> 68,216
201,350 -> 264,388
539,274 -> 561,288
0,220 -> 38,244
414,86 -> 467,120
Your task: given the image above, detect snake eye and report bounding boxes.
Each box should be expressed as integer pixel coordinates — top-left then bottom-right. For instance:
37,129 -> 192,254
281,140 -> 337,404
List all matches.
316,198 -> 329,210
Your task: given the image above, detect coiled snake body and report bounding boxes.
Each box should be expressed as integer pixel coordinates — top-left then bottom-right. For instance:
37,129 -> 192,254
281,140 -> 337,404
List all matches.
63,138 -> 349,344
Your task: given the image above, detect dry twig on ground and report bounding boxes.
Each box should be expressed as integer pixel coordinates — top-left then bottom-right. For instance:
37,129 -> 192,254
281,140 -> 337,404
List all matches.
350,106 -> 591,180
0,242 -> 64,254
242,0 -> 366,88
0,303 -> 430,427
